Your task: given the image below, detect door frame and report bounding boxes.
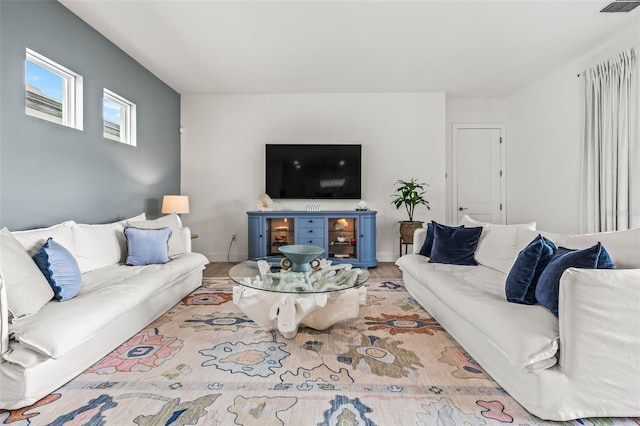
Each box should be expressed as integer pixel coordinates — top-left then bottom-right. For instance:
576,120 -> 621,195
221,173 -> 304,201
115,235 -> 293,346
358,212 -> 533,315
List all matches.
450,123 -> 507,225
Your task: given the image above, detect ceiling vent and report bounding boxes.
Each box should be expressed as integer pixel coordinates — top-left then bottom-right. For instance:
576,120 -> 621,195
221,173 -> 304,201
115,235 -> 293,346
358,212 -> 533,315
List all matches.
600,0 -> 640,12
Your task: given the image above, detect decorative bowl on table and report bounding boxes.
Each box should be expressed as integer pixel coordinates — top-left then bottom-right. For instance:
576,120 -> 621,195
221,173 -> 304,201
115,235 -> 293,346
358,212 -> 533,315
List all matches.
278,244 -> 325,272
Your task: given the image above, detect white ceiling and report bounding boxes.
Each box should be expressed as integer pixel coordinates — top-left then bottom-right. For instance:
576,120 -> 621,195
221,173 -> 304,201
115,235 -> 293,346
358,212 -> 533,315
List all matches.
59,0 -> 639,97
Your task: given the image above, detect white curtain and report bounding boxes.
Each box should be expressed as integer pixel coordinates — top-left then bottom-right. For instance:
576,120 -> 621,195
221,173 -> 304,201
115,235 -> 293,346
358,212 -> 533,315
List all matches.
580,48 -> 639,232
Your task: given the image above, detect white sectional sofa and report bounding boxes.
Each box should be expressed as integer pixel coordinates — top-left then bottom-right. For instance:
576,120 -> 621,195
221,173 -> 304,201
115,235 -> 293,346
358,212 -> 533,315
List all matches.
0,214 -> 208,409
396,217 -> 640,421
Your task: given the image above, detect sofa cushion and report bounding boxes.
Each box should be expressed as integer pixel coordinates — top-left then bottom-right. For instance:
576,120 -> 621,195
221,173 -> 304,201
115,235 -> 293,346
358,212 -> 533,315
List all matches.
397,254 -> 560,371
124,227 -> 171,266
536,243 -> 613,316
418,222 -> 437,257
505,235 -> 556,304
72,221 -> 127,273
127,213 -> 185,257
430,222 -> 482,265
32,238 -> 82,301
0,228 -> 54,321
12,221 -> 76,257
8,252 -> 208,359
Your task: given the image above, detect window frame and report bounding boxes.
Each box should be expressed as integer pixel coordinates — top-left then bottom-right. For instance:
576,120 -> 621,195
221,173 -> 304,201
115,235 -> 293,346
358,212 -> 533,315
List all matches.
103,88 -> 137,146
25,48 -> 83,130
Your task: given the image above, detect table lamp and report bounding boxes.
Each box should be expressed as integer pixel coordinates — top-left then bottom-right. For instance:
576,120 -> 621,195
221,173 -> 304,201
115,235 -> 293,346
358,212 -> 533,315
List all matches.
161,195 -> 190,225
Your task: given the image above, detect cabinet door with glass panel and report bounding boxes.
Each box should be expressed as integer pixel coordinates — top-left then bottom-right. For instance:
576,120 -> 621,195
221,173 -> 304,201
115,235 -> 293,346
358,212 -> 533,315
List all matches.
327,217 -> 358,261
266,217 -> 295,257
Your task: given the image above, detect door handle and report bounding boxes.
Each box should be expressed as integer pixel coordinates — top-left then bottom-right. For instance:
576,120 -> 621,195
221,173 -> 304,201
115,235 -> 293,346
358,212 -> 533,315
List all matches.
458,207 -> 468,211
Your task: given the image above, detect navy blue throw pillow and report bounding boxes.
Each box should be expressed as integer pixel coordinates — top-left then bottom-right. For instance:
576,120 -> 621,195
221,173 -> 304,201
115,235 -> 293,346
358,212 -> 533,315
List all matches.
505,234 -> 556,305
429,222 -> 482,266
418,222 -> 435,257
535,242 -> 613,316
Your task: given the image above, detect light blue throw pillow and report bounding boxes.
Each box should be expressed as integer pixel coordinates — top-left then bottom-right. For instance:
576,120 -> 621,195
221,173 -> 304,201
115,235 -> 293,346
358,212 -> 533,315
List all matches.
32,237 -> 82,301
535,242 -> 613,316
505,234 -> 556,305
124,227 -> 172,266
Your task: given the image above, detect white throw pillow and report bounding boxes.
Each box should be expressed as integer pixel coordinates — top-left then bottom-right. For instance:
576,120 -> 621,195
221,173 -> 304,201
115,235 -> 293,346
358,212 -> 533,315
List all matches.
72,221 -> 127,273
0,228 -> 54,321
12,221 -> 76,256
126,213 -> 186,257
458,216 -> 537,274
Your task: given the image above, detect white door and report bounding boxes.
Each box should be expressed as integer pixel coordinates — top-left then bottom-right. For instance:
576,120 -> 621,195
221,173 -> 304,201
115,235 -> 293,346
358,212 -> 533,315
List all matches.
452,124 -> 505,224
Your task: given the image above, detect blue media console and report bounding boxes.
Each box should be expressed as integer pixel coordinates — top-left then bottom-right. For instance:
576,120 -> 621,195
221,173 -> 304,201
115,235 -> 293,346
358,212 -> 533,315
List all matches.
247,210 -> 377,268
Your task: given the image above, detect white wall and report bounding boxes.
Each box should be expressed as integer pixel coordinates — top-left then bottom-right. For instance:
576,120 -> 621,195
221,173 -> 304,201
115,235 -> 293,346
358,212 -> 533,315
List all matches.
180,23 -> 638,263
506,24 -> 639,233
181,93 -> 446,262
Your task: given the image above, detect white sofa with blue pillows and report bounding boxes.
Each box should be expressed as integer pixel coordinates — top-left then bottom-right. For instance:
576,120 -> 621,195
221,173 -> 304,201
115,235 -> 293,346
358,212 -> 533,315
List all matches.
395,215 -> 640,421
0,213 -> 208,409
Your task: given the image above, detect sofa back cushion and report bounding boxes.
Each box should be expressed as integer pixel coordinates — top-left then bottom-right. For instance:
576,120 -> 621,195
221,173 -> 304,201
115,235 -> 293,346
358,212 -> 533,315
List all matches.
0,228 -> 54,321
517,227 -> 640,269
459,215 -> 537,274
72,221 -> 127,273
12,221 -> 76,257
70,214 -> 147,273
553,228 -> 640,269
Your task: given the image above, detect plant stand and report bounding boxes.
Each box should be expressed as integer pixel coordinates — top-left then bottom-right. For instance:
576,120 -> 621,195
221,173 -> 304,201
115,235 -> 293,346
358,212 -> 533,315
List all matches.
399,236 -> 412,257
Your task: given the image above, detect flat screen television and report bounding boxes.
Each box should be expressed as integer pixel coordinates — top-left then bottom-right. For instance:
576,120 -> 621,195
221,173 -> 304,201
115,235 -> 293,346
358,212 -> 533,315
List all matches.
265,144 -> 362,199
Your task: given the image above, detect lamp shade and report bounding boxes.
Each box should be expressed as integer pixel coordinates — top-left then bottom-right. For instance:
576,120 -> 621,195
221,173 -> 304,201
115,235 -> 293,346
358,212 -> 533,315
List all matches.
161,195 -> 190,214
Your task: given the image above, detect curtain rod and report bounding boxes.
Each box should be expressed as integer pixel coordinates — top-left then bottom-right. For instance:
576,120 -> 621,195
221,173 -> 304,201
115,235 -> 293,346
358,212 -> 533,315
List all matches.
577,46 -> 638,77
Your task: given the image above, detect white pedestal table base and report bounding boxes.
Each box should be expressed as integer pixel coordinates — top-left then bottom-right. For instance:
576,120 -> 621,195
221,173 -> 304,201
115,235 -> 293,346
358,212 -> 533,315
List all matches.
232,285 -> 367,339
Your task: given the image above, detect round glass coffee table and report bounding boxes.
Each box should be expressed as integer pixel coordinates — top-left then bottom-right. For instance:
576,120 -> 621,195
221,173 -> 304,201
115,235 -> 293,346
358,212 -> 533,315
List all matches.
229,260 -> 369,338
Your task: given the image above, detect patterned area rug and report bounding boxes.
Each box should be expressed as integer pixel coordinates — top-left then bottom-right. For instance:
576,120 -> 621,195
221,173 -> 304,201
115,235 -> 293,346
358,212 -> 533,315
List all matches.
3,278 -> 638,425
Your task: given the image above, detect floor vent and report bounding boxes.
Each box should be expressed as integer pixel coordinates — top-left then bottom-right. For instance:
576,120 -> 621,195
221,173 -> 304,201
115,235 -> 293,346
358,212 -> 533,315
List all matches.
600,0 -> 640,12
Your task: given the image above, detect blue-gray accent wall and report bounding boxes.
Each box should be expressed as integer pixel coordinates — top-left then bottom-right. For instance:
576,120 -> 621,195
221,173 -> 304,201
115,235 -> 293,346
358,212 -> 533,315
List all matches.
0,0 -> 181,230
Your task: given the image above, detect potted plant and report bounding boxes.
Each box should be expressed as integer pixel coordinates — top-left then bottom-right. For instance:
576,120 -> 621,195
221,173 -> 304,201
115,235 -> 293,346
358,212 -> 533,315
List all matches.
391,178 -> 430,244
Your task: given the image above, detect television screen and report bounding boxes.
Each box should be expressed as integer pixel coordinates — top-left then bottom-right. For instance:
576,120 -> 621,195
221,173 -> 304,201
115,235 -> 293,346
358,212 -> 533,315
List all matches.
265,144 -> 362,199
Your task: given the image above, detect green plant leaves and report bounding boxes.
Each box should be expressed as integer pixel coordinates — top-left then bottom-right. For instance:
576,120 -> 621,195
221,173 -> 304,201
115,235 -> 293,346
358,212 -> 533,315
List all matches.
390,178 -> 430,221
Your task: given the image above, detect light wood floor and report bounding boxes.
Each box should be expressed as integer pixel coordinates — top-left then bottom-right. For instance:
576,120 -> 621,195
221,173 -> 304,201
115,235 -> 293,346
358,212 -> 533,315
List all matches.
204,262 -> 402,278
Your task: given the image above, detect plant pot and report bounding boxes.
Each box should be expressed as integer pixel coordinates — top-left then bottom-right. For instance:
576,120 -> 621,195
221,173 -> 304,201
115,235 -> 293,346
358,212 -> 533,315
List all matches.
399,221 -> 424,244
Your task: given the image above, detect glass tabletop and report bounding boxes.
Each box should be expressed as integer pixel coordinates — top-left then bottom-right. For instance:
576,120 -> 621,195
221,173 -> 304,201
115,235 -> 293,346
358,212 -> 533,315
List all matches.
229,260 -> 369,294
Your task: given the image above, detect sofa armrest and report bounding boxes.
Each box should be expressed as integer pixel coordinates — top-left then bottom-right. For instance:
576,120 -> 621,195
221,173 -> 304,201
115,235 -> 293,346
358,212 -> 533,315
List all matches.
180,227 -> 192,253
558,268 -> 640,398
412,228 -> 427,254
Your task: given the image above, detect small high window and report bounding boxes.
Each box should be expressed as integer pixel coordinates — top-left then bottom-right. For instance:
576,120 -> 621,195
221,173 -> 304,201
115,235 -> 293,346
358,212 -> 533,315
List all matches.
103,88 -> 136,146
25,49 -> 83,130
